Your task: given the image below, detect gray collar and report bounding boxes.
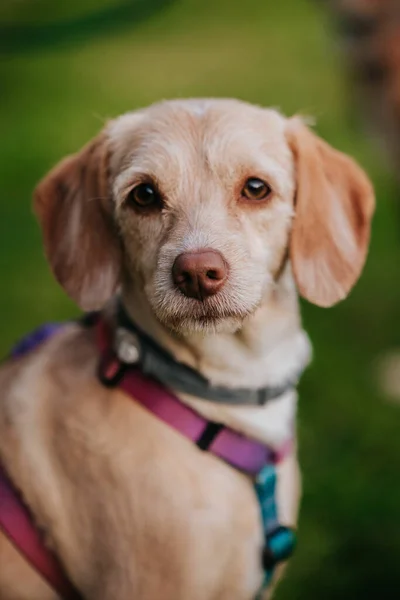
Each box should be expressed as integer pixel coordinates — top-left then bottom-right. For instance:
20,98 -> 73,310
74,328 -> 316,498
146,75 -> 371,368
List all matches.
114,304 -> 302,406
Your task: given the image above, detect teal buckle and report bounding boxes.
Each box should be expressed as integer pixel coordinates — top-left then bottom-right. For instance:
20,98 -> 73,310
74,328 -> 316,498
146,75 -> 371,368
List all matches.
254,465 -> 296,596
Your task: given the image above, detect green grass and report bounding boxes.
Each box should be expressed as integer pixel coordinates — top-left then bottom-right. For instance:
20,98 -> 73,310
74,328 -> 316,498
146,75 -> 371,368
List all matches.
1,1 -> 400,597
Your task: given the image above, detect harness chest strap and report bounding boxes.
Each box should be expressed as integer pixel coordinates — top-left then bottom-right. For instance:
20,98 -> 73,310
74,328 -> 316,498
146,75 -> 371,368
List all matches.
0,317 -> 295,599
0,466 -> 81,600
97,316 -> 288,474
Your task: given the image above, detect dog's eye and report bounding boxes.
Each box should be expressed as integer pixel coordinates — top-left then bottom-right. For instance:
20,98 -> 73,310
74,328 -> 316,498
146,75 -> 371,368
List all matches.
127,183 -> 161,208
242,178 -> 271,201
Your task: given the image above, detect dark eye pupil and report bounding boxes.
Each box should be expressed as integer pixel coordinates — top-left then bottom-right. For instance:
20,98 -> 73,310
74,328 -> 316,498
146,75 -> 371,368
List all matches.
135,184 -> 155,204
128,183 -> 161,208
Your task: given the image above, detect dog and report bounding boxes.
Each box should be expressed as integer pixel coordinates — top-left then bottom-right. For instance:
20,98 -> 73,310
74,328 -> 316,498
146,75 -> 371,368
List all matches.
0,98 -> 374,600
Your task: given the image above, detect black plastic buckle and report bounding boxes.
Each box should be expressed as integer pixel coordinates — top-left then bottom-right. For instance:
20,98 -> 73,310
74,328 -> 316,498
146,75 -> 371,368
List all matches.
196,422 -> 224,450
80,311 -> 100,328
98,351 -> 127,388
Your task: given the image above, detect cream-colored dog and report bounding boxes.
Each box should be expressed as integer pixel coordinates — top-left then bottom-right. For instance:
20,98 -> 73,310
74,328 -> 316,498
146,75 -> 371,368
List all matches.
0,99 -> 374,600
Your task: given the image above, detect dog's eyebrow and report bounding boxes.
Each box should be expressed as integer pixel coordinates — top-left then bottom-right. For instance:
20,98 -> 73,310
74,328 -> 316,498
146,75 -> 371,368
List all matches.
112,167 -> 154,203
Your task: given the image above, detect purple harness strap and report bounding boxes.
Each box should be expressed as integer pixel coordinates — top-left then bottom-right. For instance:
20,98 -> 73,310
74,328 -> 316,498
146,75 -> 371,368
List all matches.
118,366 -> 280,474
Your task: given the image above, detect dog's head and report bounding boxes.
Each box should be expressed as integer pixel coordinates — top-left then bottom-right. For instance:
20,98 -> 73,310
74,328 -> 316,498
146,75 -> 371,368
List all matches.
34,99 -> 375,334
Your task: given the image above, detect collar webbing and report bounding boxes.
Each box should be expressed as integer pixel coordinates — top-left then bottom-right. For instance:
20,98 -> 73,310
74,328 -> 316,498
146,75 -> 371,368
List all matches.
114,303 -> 302,406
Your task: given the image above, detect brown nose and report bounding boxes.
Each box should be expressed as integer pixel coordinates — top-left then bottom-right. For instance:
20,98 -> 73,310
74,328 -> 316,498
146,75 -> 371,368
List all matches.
172,250 -> 227,300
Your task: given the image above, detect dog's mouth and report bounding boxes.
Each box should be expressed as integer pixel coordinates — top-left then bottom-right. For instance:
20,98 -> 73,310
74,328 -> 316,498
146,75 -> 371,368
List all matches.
169,307 -> 245,325
165,311 -> 248,334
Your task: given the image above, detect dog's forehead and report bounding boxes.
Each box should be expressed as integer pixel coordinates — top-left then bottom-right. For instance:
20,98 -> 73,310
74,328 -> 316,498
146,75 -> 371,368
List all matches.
109,100 -> 291,177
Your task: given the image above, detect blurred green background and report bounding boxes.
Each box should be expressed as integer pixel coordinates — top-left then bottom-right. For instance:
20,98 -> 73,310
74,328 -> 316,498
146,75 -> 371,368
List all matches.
1,0 -> 400,597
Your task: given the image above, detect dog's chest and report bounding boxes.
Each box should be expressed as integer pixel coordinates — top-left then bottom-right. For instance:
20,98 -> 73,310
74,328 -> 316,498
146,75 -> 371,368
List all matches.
52,393 -> 265,599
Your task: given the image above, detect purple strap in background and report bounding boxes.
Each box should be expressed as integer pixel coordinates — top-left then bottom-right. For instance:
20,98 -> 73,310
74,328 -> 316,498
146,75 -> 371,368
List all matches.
11,324 -> 63,358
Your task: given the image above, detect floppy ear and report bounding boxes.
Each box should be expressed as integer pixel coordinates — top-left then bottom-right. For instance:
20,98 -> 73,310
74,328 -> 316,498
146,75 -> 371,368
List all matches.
34,133 -> 122,311
287,118 -> 375,307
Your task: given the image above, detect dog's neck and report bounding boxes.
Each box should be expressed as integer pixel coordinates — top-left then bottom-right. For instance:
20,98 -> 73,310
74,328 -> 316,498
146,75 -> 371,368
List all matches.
120,265 -> 311,392
117,265 -> 311,447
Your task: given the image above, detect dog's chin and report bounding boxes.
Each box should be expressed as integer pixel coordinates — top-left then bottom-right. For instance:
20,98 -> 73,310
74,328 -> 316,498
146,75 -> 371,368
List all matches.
163,313 -> 245,336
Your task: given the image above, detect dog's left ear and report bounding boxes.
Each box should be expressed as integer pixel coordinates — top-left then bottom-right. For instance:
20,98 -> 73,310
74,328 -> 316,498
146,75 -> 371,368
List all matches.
287,118 -> 375,307
34,133 -> 122,311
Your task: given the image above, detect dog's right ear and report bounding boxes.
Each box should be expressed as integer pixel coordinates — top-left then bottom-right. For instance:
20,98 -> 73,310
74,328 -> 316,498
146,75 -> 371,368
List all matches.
34,133 -> 122,311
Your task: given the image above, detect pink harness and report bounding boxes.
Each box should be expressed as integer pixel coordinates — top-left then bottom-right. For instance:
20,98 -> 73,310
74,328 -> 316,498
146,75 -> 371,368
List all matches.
0,316 -> 291,598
